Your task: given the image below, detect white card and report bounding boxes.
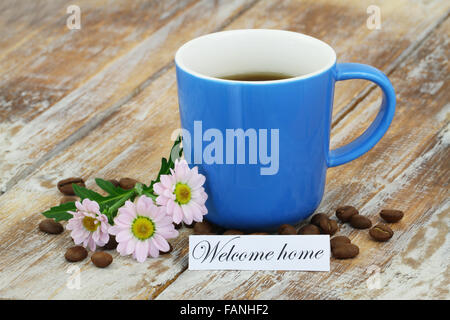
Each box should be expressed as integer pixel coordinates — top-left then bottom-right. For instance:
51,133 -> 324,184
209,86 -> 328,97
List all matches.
189,235 -> 330,271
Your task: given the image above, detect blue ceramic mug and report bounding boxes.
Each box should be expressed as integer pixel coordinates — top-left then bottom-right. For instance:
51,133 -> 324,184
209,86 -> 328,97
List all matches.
175,29 -> 395,230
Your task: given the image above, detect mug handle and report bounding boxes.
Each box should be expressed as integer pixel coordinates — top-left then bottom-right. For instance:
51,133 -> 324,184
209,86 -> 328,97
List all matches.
327,63 -> 396,167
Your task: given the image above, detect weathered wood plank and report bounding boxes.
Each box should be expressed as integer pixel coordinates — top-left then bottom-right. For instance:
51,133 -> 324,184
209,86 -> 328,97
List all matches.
0,1 -> 448,299
0,0 -> 71,58
156,18 -> 450,300
0,0 -> 253,192
0,0 -> 258,299
0,0 -> 197,120
0,0 -> 448,196
0,68 -> 182,299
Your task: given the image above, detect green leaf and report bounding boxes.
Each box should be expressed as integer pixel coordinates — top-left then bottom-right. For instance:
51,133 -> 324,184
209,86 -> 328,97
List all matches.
72,183 -> 105,201
41,202 -> 75,222
41,136 -> 183,224
145,136 -> 183,191
99,192 -> 133,209
41,179 -> 134,225
95,178 -> 128,196
73,183 -> 134,214
134,182 -> 144,195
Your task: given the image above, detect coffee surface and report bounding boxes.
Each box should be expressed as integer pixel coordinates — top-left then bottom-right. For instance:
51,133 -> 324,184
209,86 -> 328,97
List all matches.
219,72 -> 294,81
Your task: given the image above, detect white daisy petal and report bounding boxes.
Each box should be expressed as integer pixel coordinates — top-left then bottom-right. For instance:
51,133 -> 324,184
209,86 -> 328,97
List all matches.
181,204 -> 193,224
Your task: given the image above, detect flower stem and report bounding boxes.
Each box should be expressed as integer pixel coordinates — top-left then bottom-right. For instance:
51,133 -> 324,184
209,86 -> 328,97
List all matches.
142,190 -> 156,200
107,191 -> 135,219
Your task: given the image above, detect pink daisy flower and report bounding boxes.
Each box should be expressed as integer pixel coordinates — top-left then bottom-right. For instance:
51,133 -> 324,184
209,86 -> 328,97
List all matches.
109,196 -> 178,263
153,159 -> 208,225
67,199 -> 110,251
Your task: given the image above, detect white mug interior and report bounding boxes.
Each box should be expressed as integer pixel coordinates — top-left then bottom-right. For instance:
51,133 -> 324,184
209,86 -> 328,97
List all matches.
175,29 -> 337,82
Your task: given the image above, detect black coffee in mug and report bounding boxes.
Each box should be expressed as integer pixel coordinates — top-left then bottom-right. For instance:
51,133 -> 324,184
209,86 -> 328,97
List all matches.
219,71 -> 294,81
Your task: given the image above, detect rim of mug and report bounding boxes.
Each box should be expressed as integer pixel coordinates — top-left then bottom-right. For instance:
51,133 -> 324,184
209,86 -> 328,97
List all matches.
175,29 -> 337,84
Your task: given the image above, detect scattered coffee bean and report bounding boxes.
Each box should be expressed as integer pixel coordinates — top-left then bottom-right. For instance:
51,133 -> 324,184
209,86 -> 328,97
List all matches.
336,206 -> 358,222
349,214 -> 372,229
249,232 -> 269,235
330,236 -> 351,249
160,243 -> 173,255
60,195 -> 79,205
310,213 -> 329,226
108,179 -> 120,187
297,224 -> 321,235
332,243 -> 359,259
319,218 -> 338,235
194,221 -> 214,235
173,222 -> 182,229
184,221 -> 196,228
39,219 -> 64,234
223,229 -> 244,235
102,235 -> 118,250
57,177 -> 85,195
380,209 -> 404,223
278,224 -> 297,235
119,178 -> 138,190
369,224 -> 394,242
65,246 -> 88,262
91,252 -> 113,268
329,219 -> 339,235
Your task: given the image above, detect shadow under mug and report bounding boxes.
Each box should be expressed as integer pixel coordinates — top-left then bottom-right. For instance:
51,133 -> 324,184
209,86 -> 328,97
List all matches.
175,29 -> 395,231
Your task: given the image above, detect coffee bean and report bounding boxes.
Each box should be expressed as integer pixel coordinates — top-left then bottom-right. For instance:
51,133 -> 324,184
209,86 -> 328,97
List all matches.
102,235 -> 118,250
65,246 -> 88,262
297,224 -> 321,235
278,224 -> 297,235
194,221 -> 214,235
119,178 -> 138,190
173,222 -> 182,229
39,219 -> 64,234
332,243 -> 359,259
91,252 -> 113,268
329,220 -> 339,235
57,177 -> 85,195
108,179 -> 120,187
249,232 -> 269,235
336,206 -> 358,222
380,209 -> 404,223
330,236 -> 351,249
349,214 -> 372,229
310,213 -> 329,226
223,229 -> 244,235
369,224 -> 394,242
319,218 -> 338,235
59,196 -> 79,205
184,221 -> 196,228
160,243 -> 173,255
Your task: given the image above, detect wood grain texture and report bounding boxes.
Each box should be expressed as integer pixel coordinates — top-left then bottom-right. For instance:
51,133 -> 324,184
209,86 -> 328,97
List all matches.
0,0 -> 448,299
0,0 -> 197,121
157,18 -> 450,300
0,0 -> 448,195
0,0 -> 71,58
0,0 -> 258,300
0,0 -> 254,192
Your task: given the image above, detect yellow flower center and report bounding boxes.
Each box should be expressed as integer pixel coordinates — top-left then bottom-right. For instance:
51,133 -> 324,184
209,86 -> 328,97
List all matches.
131,216 -> 155,240
82,216 -> 99,232
174,183 -> 191,204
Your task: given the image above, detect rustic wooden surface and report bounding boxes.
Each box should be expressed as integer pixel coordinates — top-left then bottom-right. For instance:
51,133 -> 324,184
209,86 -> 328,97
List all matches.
0,0 -> 448,299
